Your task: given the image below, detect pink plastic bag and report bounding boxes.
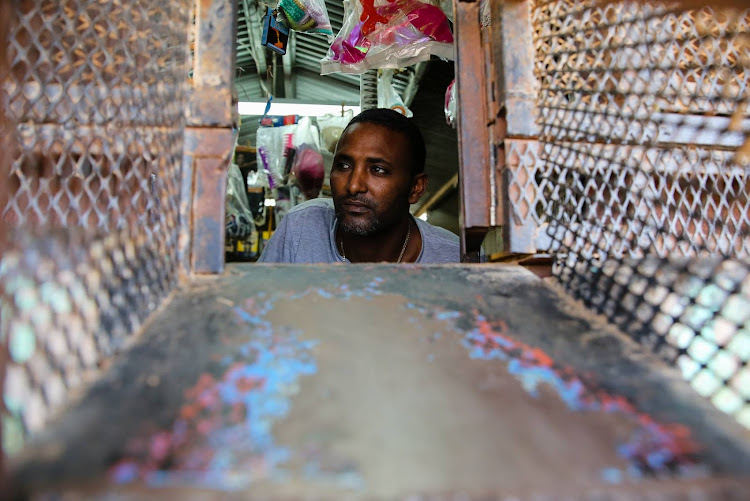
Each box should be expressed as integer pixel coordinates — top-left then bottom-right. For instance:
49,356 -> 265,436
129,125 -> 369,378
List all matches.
321,0 -> 454,75
291,145 -> 325,200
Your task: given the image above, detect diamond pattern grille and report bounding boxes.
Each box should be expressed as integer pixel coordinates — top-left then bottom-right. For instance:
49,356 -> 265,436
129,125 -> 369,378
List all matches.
0,0 -> 191,452
532,0 -> 750,426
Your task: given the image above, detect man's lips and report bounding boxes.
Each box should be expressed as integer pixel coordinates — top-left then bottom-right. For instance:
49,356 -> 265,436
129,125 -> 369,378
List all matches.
340,200 -> 372,213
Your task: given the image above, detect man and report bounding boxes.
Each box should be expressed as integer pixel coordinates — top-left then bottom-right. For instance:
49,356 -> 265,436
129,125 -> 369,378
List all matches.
258,108 -> 460,263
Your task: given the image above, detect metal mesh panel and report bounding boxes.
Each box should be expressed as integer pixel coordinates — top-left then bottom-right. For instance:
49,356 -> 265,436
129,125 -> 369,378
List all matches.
0,0 -> 191,451
532,0 -> 750,426
4,0 -> 188,235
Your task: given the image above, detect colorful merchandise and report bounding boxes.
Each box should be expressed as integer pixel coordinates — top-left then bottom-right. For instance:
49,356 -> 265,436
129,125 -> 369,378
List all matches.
278,0 -> 333,37
321,0 -> 454,74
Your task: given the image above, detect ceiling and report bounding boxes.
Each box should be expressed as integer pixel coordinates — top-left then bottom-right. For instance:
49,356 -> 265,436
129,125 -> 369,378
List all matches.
234,0 -> 460,232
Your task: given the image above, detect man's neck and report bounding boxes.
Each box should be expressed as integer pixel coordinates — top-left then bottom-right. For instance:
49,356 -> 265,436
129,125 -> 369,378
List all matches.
337,217 -> 413,263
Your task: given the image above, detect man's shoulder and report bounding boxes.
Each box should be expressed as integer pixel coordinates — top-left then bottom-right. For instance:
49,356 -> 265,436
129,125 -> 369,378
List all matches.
258,198 -> 337,263
286,198 -> 336,220
417,219 -> 460,245
415,219 -> 460,263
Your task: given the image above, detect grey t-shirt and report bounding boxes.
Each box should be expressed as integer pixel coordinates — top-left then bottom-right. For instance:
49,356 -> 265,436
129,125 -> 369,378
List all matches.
258,198 -> 460,263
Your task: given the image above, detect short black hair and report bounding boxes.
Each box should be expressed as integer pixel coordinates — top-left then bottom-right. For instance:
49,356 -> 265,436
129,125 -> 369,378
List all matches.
344,108 -> 426,176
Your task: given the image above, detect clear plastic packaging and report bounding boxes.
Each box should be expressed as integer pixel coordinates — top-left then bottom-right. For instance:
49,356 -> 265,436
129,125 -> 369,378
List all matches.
256,116 -> 321,189
437,0 -> 452,23
321,0 -> 454,75
277,0 -> 333,37
316,111 -> 354,152
225,163 -> 256,240
378,69 -> 413,117
444,77 -> 456,127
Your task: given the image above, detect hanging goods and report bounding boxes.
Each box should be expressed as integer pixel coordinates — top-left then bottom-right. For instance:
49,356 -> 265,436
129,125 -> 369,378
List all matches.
321,0 -> 454,75
256,116 -> 322,190
377,69 -> 413,117
291,145 -> 325,200
261,7 -> 290,55
225,163 -> 257,251
444,78 -> 456,127
277,0 -> 333,37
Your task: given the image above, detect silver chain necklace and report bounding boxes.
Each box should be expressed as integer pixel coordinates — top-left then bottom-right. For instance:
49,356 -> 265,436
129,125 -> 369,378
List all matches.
340,221 -> 411,263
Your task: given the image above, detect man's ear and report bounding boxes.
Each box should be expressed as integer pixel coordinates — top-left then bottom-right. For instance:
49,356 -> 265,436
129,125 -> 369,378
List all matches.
408,173 -> 428,204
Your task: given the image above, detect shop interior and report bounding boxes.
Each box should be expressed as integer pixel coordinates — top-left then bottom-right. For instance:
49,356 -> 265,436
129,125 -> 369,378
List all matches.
225,1 -> 462,261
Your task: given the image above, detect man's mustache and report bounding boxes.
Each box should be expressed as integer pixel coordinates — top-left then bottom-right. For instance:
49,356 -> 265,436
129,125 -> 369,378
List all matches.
336,195 -> 376,209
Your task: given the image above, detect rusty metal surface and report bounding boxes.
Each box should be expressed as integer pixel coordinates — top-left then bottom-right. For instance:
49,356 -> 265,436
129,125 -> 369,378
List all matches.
7,265 -> 750,499
489,1 -> 548,255
183,0 -> 237,274
188,0 -> 236,127
0,0 -> 15,481
492,1 -> 539,139
182,128 -> 235,275
453,0 -> 491,258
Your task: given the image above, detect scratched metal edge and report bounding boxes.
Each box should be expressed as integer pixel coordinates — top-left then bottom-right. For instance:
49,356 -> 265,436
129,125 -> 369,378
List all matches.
7,264 -> 750,499
21,475 -> 750,501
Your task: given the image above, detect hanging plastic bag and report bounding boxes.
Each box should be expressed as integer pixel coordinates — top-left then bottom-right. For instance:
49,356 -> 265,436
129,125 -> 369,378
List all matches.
291,144 -> 325,200
437,0 -> 452,23
256,116 -> 321,188
444,77 -> 456,127
277,0 -> 333,38
317,111 -> 354,152
256,124 -> 291,189
225,163 -> 256,240
377,69 -> 413,117
321,0 -> 454,75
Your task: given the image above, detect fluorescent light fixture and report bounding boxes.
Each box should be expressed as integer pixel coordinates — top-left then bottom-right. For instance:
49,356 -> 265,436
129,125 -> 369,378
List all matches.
264,198 -> 276,207
238,101 -> 360,117
418,213 -> 428,221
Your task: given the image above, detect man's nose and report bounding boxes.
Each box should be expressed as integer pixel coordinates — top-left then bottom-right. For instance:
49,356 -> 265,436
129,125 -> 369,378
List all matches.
346,166 -> 367,195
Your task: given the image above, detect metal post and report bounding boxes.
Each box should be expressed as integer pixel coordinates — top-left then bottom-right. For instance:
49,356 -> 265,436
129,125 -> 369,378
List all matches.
453,0 -> 492,261
181,0 -> 237,276
491,0 -> 543,255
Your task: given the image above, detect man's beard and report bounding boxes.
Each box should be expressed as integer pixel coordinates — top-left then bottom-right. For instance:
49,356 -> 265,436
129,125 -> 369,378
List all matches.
334,188 -> 412,236
335,198 -> 384,236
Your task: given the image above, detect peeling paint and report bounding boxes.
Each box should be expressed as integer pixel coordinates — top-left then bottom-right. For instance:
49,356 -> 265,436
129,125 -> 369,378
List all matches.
109,275 -> 708,490
110,301 -> 317,490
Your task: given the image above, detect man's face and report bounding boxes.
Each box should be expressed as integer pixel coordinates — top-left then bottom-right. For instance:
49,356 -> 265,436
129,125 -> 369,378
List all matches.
331,122 -> 425,236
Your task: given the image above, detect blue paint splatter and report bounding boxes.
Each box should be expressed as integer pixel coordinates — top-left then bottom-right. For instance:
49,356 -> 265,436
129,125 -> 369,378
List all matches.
109,275 -> 705,491
110,301 -> 318,491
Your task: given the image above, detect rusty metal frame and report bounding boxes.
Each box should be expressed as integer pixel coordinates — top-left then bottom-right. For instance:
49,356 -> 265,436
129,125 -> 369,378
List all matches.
181,0 -> 238,275
453,0 -> 492,261
454,0 -> 547,259
491,0 -> 546,255
181,129 -> 235,275
0,0 -> 12,483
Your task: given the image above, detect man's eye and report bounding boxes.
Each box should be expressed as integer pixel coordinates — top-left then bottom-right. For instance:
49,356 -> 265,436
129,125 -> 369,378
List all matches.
333,162 -> 351,171
371,166 -> 387,174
